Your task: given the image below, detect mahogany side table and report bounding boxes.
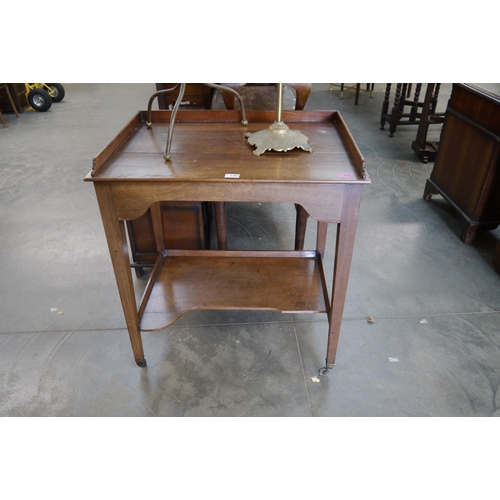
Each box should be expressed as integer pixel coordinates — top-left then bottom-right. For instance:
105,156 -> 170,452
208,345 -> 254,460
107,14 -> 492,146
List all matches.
85,109 -> 370,374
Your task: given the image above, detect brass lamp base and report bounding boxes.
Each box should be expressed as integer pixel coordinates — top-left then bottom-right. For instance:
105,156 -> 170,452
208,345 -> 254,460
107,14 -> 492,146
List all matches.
246,121 -> 314,156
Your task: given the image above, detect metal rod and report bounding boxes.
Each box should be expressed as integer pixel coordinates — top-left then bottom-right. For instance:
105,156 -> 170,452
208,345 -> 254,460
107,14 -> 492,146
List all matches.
276,83 -> 284,123
145,83 -> 248,162
164,83 -> 186,161
204,83 -> 248,125
146,84 -> 179,127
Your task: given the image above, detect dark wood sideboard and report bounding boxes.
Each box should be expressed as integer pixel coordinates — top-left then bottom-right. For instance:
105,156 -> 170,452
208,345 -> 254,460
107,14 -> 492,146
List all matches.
423,83 -> 500,243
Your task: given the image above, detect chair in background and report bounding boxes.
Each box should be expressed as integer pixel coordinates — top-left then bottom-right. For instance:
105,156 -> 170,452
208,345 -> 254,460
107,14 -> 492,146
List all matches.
330,83 -> 374,105
219,83 -> 312,111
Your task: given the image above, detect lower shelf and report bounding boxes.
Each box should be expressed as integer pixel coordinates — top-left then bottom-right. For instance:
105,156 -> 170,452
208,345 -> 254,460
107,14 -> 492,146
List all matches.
139,250 -> 329,331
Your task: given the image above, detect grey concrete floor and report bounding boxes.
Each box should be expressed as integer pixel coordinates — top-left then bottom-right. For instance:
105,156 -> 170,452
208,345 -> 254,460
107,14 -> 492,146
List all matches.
1,83 -> 500,417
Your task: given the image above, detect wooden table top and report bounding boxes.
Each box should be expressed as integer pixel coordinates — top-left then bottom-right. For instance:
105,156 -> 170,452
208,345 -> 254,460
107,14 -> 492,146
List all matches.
86,110 -> 369,185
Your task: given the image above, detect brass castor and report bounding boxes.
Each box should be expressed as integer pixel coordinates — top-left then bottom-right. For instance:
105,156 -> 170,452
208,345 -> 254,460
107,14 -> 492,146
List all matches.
318,364 -> 334,376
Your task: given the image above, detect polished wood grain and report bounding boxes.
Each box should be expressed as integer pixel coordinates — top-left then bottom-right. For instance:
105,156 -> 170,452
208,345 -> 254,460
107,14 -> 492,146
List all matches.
86,110 -> 369,371
140,250 -> 328,331
89,110 -> 366,182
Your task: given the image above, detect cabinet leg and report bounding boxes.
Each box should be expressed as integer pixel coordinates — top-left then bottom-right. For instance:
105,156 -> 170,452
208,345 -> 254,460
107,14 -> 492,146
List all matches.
458,219 -> 498,244
423,180 -> 440,201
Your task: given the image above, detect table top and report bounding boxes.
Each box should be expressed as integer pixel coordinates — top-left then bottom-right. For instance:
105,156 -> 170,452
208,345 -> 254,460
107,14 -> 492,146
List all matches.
85,110 -> 369,185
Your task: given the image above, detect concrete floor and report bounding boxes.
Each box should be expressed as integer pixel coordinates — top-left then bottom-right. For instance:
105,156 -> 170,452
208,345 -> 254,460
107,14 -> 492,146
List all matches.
1,83 -> 500,417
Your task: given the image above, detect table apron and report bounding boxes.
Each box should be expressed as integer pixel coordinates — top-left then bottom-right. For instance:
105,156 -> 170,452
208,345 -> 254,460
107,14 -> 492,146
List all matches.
107,181 -> 346,222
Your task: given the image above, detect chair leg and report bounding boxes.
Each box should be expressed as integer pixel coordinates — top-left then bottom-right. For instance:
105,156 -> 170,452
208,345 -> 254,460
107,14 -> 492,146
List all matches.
0,110 -> 6,128
355,84 -> 361,105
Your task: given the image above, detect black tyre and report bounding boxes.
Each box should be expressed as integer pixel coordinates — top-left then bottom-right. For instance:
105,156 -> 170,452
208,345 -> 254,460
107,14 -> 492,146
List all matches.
28,88 -> 52,112
46,83 -> 65,102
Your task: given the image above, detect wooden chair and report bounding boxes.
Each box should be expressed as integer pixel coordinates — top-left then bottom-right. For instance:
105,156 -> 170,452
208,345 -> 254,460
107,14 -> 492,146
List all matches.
219,83 -> 312,111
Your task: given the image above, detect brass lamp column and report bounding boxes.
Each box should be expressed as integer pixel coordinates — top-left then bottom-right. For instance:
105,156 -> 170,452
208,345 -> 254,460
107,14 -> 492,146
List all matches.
246,83 -> 313,156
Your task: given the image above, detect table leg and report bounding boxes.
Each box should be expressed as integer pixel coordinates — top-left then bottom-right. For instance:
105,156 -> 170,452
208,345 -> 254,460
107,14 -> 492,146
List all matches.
409,83 -> 422,122
380,83 -> 391,129
95,184 -> 146,367
431,83 -> 441,114
294,204 -> 308,250
389,83 -> 403,137
316,220 -> 328,258
215,201 -> 228,250
320,184 -> 363,374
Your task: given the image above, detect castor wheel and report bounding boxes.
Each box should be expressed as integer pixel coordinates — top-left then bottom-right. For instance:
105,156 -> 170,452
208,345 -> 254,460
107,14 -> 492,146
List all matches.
318,364 -> 334,376
136,359 -> 147,367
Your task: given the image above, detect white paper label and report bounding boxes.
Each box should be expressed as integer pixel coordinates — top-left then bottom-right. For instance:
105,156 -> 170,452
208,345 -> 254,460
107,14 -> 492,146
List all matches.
225,173 -> 240,178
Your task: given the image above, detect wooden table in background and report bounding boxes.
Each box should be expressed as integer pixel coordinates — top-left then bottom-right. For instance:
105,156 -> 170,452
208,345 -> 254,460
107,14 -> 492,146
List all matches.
380,83 -> 444,137
85,110 -> 370,374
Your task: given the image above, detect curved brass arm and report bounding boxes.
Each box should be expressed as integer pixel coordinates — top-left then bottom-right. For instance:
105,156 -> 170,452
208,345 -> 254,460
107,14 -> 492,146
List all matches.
146,84 -> 179,128
204,83 -> 248,126
145,83 -> 248,162
164,83 -> 186,161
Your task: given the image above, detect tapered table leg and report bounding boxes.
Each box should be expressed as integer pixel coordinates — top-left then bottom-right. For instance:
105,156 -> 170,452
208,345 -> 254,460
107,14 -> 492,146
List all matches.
95,183 -> 146,367
321,184 -> 363,373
